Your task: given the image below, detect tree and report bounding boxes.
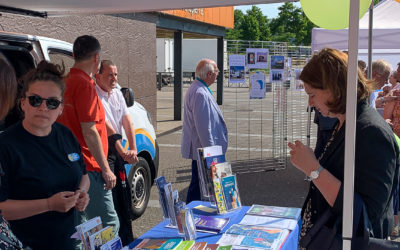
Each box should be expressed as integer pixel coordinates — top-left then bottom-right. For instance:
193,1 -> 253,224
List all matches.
270,3 -> 314,45
225,9 -> 244,40
226,4 -> 314,45
226,6 -> 270,41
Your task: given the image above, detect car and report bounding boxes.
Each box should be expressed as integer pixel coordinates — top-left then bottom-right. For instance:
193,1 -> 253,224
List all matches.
0,31 -> 159,219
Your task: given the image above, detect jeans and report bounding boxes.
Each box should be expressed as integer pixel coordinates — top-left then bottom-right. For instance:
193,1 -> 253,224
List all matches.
186,160 -> 201,204
80,171 -> 120,236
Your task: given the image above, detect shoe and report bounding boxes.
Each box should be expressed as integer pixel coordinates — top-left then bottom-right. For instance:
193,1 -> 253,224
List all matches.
391,225 -> 399,238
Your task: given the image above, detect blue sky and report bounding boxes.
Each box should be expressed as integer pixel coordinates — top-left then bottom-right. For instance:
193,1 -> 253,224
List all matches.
235,2 -> 301,19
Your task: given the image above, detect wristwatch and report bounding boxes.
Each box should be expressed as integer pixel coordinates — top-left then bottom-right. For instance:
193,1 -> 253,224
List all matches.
309,166 -> 324,180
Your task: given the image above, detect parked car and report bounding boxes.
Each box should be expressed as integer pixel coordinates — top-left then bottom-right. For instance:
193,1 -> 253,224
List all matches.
0,31 -> 159,218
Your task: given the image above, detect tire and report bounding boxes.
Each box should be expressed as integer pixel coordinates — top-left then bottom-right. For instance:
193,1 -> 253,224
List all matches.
128,156 -> 151,218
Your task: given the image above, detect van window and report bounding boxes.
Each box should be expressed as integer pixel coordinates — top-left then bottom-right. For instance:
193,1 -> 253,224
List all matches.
48,48 -> 74,72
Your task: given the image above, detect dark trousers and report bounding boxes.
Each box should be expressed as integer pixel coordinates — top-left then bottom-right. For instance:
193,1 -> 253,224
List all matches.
107,137 -> 134,246
186,160 -> 201,204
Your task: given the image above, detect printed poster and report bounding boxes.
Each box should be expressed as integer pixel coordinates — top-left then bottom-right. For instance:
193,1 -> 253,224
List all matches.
250,72 -> 266,99
270,55 -> 285,70
294,68 -> 304,91
229,54 -> 246,84
246,48 -> 269,69
270,69 -> 284,83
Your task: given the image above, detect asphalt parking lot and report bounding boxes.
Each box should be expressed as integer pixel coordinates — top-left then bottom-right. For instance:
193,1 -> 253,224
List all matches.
130,83 -> 310,239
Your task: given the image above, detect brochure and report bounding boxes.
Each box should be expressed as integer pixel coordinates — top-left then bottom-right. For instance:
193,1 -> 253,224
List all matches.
89,226 -> 114,250
205,244 -> 219,250
246,205 -> 301,220
213,162 -> 232,179
191,242 -> 207,250
158,238 -> 183,250
133,238 -> 169,249
100,236 -> 122,250
220,225 -> 289,250
164,182 -> 177,226
175,240 -> 195,250
220,175 -> 241,211
155,176 -> 169,219
75,216 -> 103,250
193,214 -> 230,234
239,215 -> 298,230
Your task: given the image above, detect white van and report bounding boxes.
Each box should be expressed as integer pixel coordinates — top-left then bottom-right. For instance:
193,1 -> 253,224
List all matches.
0,31 -> 159,218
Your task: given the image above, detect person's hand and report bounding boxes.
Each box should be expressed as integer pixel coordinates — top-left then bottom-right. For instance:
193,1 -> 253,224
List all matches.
288,140 -> 320,176
386,119 -> 394,129
102,169 -> 116,190
47,191 -> 79,213
123,149 -> 139,164
74,189 -> 90,212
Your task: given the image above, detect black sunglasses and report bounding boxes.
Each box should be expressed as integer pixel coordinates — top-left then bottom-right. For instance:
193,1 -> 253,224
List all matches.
27,95 -> 62,110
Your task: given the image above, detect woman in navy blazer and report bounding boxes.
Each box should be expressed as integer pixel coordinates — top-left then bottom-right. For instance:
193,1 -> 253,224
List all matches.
288,48 -> 399,244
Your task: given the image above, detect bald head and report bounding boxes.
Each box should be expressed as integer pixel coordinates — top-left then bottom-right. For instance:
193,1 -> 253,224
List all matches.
195,59 -> 219,86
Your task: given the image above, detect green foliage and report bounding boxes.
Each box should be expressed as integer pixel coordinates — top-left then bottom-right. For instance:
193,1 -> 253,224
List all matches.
227,4 -> 315,45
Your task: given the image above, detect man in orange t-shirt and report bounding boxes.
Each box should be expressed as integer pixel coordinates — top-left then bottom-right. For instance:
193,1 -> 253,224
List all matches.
57,35 -> 119,236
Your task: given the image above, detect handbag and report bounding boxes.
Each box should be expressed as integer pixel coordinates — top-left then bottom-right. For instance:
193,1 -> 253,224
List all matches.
299,193 -> 400,250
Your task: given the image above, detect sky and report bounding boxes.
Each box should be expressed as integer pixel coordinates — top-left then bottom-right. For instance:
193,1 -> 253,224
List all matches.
235,2 -> 301,19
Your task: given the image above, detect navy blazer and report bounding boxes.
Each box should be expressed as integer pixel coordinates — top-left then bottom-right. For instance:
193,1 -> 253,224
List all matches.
303,100 -> 399,238
181,79 -> 228,160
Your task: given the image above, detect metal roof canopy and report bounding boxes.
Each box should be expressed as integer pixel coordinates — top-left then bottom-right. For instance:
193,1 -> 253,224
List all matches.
0,0 -> 364,249
0,0 -> 296,17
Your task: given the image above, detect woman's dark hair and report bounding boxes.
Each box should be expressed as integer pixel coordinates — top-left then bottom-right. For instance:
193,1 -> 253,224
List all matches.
21,60 -> 66,99
299,48 -> 372,114
0,58 -> 17,120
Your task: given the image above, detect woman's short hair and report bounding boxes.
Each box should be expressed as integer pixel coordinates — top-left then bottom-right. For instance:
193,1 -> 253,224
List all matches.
21,60 -> 66,100
196,59 -> 216,80
299,48 -> 371,114
0,58 -> 17,120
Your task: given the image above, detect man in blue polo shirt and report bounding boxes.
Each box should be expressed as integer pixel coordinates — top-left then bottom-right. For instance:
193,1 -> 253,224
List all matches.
181,59 -> 228,203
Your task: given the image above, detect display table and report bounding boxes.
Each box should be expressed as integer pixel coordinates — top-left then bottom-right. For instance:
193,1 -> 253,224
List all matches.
129,201 -> 301,250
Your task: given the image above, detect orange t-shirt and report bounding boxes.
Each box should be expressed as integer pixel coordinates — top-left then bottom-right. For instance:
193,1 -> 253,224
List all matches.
57,68 -> 108,172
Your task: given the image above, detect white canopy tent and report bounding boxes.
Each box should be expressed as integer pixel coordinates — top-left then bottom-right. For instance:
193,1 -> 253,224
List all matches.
0,0 -> 296,16
312,0 -> 400,68
0,0 -> 368,249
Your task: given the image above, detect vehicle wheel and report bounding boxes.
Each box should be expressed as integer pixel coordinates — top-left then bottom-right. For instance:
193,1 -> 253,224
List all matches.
128,157 -> 151,218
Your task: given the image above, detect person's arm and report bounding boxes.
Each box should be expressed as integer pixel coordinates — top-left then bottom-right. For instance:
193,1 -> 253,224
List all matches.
80,122 -> 116,190
122,114 -> 138,164
105,120 -> 126,159
0,191 -> 79,220
288,140 -> 341,206
75,174 -> 90,211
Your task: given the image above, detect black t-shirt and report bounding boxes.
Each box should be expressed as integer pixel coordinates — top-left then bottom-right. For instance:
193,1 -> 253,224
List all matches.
0,121 -> 86,250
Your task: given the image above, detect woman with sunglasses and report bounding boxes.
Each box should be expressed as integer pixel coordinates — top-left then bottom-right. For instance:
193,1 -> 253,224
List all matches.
0,60 -> 90,250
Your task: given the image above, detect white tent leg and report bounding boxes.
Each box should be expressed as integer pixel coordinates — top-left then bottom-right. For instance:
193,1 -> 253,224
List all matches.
343,0 -> 360,249
367,3 -> 373,79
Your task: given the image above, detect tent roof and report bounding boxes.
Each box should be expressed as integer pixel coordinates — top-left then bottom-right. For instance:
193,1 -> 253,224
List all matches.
359,0 -> 400,29
312,0 -> 400,51
0,0 -> 295,17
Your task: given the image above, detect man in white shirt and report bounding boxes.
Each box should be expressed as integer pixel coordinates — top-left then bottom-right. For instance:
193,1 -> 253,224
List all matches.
95,60 -> 138,245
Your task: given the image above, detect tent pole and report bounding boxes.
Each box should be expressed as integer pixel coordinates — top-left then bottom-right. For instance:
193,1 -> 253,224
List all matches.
367,2 -> 373,79
343,0 -> 360,249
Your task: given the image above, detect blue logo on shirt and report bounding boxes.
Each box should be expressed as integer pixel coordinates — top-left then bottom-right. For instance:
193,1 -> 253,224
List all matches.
68,153 -> 80,162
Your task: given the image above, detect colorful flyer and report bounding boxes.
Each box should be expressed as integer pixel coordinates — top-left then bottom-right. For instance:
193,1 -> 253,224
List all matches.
249,72 -> 266,99
294,68 -> 304,91
246,48 -> 269,69
229,54 -> 246,84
